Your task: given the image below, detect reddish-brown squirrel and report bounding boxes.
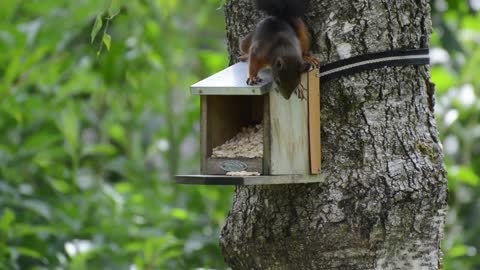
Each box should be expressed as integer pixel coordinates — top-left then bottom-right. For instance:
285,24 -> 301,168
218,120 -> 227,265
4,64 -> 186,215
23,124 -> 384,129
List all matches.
239,0 -> 319,99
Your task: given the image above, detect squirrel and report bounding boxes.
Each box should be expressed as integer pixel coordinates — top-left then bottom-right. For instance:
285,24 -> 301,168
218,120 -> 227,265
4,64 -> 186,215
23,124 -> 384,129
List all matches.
239,0 -> 319,99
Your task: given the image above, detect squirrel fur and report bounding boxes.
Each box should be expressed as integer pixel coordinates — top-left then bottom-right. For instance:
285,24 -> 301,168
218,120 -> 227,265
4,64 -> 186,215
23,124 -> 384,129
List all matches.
239,0 -> 319,99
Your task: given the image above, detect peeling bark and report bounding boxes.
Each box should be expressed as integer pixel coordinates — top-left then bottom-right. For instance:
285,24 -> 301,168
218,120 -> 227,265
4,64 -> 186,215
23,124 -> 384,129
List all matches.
220,1 -> 447,269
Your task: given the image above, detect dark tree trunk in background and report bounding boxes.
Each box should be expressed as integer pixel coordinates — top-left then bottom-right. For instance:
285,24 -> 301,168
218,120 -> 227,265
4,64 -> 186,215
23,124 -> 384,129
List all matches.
220,0 -> 448,269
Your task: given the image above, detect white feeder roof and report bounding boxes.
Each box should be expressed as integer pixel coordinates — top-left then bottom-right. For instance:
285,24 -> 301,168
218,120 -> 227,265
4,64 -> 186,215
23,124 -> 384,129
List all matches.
190,62 -> 273,96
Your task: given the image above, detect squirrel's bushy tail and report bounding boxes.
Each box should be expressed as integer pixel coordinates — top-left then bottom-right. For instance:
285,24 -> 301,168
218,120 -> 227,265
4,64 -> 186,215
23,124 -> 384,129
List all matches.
254,0 -> 306,18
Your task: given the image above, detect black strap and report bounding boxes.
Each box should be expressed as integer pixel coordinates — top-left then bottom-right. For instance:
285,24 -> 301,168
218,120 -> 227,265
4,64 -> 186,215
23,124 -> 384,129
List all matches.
318,48 -> 430,82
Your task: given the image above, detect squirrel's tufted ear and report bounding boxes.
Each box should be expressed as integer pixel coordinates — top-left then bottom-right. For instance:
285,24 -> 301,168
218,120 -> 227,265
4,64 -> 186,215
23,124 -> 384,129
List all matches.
275,57 -> 284,70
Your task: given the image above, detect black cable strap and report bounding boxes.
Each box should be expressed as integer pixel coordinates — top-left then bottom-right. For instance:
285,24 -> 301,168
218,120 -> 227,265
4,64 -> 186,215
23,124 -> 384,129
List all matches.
318,48 -> 430,82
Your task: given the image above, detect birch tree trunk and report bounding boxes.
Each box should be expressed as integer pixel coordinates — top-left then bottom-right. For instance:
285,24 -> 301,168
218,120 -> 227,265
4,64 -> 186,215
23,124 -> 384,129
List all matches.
219,0 -> 448,269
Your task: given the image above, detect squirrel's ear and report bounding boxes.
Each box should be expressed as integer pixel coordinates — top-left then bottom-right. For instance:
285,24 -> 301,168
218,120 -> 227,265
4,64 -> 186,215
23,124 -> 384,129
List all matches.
302,62 -> 312,72
275,58 -> 284,69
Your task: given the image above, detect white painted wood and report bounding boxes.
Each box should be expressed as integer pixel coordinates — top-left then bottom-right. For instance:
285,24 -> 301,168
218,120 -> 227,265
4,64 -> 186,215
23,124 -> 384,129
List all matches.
190,62 -> 273,95
268,74 -> 310,175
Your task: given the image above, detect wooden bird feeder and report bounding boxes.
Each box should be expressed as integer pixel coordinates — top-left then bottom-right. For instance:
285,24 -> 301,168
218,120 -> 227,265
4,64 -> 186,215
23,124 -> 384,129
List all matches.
176,62 -> 321,185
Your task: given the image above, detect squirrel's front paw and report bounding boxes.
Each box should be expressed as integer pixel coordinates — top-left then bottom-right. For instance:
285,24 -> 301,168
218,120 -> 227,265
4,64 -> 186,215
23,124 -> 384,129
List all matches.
246,76 -> 263,85
238,54 -> 249,62
295,84 -> 307,100
304,55 -> 320,69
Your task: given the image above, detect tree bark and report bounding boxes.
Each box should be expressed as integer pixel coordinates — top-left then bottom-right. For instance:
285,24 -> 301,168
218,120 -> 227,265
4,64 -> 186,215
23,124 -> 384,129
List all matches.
220,1 -> 447,269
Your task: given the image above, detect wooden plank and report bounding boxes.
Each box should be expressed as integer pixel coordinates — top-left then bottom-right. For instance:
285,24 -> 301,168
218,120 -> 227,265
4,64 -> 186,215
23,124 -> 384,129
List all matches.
268,74 -> 310,175
262,95 -> 271,175
308,70 -> 321,175
190,62 -> 273,95
205,158 -> 263,175
176,175 -> 244,185
200,96 -> 208,174
175,174 -> 325,186
208,96 -> 244,154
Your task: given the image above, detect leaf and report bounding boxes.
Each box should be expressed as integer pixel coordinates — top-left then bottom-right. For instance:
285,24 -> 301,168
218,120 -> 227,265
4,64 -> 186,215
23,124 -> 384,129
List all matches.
49,179 -> 71,194
33,152 -> 52,168
431,66 -> 456,93
108,124 -> 126,145
108,0 -> 121,18
24,132 -> 60,151
15,247 -> 43,259
448,244 -> 468,258
91,14 -> 103,44
60,106 -> 79,156
125,241 -> 144,252
449,166 -> 479,186
21,200 -> 52,220
114,182 -> 132,193
198,50 -> 228,72
0,208 -> 15,232
82,144 -> 117,157
102,33 -> 111,51
157,249 -> 181,262
171,208 -> 187,220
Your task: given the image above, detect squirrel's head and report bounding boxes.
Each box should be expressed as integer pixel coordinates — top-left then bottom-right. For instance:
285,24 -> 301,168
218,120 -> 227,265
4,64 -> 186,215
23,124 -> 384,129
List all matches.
272,56 -> 311,99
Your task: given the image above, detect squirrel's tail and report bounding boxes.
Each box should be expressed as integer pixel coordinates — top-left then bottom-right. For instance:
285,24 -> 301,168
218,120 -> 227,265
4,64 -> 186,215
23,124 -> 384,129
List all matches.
254,0 -> 307,18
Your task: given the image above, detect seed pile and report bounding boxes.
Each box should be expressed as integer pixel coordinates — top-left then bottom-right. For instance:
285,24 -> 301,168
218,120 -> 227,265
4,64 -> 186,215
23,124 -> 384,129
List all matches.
226,171 -> 261,176
212,123 -> 263,158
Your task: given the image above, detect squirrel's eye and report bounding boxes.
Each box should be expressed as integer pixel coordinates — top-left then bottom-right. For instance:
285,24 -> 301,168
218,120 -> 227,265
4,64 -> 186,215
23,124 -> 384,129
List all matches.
303,62 -> 311,72
275,58 -> 283,69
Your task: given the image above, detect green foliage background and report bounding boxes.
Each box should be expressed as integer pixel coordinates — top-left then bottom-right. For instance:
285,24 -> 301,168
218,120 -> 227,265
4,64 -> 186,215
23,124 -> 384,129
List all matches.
0,0 -> 478,269
433,1 -> 480,269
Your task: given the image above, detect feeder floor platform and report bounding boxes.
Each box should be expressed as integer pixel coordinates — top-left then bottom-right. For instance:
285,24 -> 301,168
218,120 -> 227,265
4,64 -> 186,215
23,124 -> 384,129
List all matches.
175,174 -> 324,186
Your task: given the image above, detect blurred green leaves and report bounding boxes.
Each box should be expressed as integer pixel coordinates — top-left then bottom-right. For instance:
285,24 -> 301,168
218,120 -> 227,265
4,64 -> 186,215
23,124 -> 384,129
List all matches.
92,0 -> 122,55
431,0 -> 480,269
0,0 -> 230,269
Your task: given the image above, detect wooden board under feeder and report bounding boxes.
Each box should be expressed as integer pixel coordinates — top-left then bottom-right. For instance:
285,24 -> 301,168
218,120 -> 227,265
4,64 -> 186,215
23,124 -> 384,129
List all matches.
176,174 -> 325,186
